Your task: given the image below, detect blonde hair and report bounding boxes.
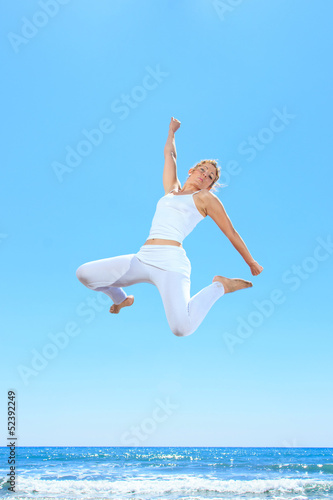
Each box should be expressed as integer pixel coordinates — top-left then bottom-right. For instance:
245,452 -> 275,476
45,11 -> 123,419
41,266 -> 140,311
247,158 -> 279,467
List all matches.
191,159 -> 222,191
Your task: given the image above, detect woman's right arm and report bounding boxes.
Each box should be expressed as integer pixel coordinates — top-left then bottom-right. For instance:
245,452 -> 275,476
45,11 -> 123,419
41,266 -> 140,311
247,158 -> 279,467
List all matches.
163,117 -> 181,194
203,190 -> 264,276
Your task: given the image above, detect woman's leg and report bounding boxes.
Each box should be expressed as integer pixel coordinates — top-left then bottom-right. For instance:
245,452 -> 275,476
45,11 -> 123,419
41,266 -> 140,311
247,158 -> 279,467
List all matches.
76,254 -> 151,305
76,253 -> 251,333
152,268 -> 226,337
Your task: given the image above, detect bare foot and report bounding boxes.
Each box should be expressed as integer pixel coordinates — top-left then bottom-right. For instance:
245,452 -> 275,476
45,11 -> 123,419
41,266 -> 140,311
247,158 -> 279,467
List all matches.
213,276 -> 253,293
109,295 -> 134,314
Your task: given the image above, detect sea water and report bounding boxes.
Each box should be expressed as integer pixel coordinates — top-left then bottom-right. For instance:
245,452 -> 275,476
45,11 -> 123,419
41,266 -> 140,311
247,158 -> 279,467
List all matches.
1,447 -> 333,499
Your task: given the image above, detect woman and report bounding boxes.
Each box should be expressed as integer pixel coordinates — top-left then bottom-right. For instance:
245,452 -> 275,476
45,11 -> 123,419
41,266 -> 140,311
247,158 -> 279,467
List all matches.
76,117 -> 263,337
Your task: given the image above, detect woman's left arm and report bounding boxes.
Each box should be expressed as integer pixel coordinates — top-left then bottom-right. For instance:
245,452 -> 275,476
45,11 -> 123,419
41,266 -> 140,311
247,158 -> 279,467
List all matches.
203,191 -> 264,276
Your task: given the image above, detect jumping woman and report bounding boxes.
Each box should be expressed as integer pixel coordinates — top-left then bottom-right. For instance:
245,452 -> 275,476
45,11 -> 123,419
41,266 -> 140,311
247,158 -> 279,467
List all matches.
76,117 -> 263,337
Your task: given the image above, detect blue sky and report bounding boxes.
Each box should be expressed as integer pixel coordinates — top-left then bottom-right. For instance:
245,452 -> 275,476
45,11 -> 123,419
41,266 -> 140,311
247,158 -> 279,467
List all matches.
1,0 -> 332,447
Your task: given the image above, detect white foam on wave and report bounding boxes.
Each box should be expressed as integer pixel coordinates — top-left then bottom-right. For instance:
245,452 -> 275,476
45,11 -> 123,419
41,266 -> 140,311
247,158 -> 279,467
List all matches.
13,475 -> 333,498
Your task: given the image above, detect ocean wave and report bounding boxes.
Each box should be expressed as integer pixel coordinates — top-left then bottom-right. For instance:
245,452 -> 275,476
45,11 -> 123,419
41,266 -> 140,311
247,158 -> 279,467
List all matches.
2,476 -> 333,499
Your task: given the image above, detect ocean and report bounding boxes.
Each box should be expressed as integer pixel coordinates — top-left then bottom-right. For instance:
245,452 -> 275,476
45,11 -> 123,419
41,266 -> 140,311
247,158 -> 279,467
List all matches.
1,447 -> 333,499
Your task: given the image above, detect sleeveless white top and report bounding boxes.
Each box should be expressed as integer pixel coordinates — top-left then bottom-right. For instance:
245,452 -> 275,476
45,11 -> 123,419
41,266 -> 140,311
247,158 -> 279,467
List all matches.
146,190 -> 205,244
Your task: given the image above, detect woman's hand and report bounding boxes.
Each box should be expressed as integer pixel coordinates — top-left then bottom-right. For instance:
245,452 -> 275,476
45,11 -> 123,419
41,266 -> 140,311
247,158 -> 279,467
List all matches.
249,261 -> 264,276
169,117 -> 181,133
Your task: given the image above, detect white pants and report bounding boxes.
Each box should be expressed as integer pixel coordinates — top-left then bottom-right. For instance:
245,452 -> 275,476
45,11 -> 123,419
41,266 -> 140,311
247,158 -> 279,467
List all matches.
76,247 -> 225,337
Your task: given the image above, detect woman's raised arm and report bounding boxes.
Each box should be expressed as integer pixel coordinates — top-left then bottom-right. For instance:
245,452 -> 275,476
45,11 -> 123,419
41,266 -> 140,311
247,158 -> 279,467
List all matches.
163,117 -> 181,194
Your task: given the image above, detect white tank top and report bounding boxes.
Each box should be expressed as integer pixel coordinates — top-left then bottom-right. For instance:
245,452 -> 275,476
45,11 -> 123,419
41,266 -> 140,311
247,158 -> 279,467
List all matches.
147,190 -> 205,244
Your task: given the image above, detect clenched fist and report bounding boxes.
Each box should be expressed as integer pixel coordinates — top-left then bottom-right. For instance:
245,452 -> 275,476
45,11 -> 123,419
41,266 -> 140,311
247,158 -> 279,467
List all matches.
249,261 -> 264,276
169,117 -> 181,133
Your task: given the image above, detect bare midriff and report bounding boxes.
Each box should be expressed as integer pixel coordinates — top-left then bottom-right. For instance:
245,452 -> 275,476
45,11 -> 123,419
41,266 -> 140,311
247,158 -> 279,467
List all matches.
144,238 -> 182,247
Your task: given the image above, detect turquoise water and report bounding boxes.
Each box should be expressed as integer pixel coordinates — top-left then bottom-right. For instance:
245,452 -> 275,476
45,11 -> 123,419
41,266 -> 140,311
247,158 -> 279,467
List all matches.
1,447 -> 333,499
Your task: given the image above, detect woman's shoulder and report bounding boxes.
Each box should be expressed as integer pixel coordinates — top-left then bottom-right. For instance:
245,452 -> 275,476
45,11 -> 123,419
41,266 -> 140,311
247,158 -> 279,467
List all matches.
196,188 -> 218,201
193,189 -> 220,217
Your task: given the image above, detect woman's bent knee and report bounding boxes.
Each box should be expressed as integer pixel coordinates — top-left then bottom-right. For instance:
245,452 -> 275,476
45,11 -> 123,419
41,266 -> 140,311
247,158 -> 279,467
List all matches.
170,324 -> 193,337
76,264 -> 91,287
167,312 -> 193,337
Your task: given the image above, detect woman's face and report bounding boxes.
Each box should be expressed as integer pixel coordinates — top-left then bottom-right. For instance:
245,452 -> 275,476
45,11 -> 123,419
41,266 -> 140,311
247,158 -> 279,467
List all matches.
189,163 -> 217,189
